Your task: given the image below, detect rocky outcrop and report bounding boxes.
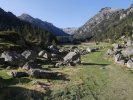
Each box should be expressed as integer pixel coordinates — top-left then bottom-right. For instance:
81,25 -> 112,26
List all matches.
107,42 -> 133,68
1,51 -> 26,67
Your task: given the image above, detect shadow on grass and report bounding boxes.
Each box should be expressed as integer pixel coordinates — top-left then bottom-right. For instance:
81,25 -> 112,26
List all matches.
36,58 -> 55,65
0,77 -> 52,100
81,62 -> 109,67
53,72 -> 70,81
0,74 -> 69,100
32,71 -> 70,81
1,77 -> 31,86
0,85 -> 51,100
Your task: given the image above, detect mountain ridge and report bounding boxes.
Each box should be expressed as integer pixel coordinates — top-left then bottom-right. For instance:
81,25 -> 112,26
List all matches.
18,13 -> 69,36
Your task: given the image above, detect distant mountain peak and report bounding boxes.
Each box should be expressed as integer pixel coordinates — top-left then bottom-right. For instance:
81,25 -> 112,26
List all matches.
100,7 -> 111,11
19,13 -> 33,18
99,7 -> 120,13
19,13 -> 34,20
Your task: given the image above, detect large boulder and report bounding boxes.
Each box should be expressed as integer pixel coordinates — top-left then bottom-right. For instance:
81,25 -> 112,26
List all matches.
127,60 -> 133,68
7,71 -> 29,78
63,51 -> 81,65
21,50 -> 37,61
1,51 -> 26,66
121,47 -> 133,57
29,69 -> 58,79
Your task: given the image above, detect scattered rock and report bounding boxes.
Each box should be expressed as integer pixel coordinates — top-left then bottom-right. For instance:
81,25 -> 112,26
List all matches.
127,60 -> 133,68
48,45 -> 59,54
38,50 -> 46,57
29,69 -> 58,79
21,50 -> 37,61
42,52 -> 51,60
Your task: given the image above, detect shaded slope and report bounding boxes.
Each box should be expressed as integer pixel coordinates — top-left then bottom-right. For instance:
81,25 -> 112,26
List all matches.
18,14 -> 69,36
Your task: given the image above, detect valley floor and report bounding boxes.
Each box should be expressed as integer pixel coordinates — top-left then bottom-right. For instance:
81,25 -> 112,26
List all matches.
0,43 -> 133,100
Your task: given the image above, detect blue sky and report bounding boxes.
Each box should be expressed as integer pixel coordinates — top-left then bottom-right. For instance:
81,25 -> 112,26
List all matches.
0,0 -> 132,28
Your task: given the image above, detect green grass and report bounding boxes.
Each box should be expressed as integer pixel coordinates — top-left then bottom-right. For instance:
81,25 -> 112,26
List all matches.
0,43 -> 133,100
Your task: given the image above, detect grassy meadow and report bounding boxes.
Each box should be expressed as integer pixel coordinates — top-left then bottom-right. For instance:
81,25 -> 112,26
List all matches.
0,43 -> 133,100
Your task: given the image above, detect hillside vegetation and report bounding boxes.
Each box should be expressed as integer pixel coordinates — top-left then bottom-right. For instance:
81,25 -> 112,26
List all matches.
74,5 -> 133,42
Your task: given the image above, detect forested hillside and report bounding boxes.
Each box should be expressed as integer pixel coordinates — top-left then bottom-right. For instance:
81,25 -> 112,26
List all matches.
0,8 -> 55,48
